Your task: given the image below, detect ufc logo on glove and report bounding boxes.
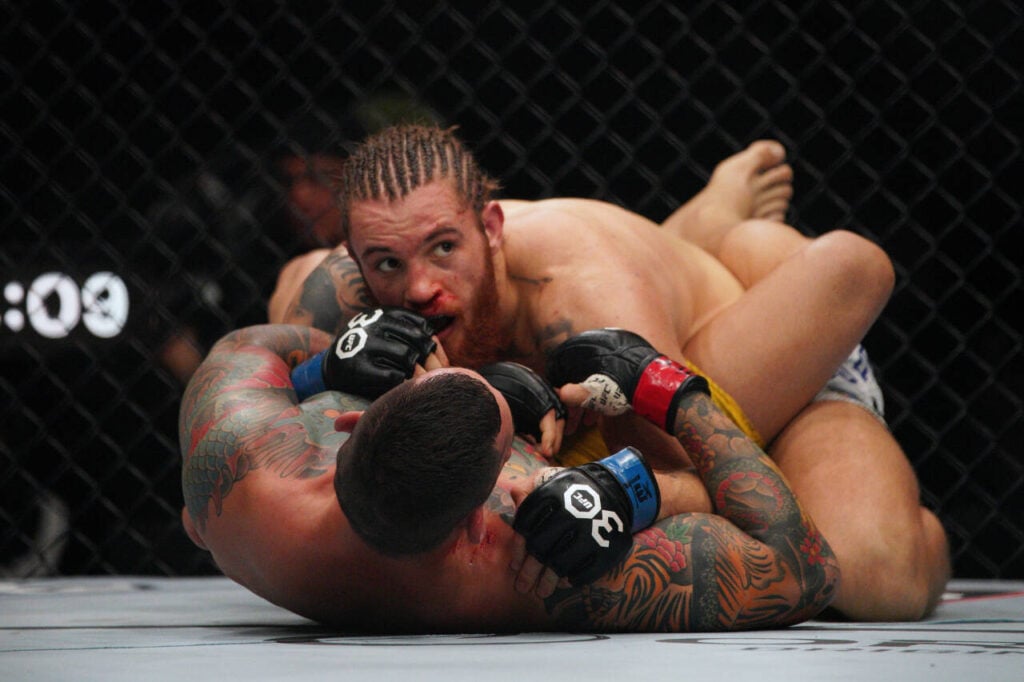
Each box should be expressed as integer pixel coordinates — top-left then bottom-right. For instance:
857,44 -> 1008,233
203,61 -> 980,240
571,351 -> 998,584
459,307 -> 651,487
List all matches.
514,446 -> 660,584
563,484 -> 625,548
334,309 -> 386,358
290,307 -> 436,401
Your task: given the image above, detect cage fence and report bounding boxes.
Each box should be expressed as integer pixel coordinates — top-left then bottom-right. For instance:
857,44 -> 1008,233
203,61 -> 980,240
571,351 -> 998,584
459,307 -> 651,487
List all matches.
1,0 -> 1021,578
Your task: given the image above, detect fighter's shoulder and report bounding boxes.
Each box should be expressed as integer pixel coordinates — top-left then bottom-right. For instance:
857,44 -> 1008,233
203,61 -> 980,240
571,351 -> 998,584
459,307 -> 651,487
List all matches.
501,198 -> 620,248
500,196 -> 612,220
277,248 -> 333,284
269,248 -> 333,322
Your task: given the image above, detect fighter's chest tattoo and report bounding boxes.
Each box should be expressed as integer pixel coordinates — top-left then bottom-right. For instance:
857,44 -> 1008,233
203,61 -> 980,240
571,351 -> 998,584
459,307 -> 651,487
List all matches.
506,272 -> 580,362
534,317 -> 577,354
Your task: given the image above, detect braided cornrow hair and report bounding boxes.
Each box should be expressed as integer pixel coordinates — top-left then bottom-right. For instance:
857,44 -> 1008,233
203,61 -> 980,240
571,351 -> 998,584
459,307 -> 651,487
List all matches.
338,125 -> 500,240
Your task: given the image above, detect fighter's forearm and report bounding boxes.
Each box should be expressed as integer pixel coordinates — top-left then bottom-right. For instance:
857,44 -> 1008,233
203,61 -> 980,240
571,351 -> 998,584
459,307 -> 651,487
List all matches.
541,329 -> 842,630
671,392 -> 840,625
647,468 -> 713,517
225,324 -> 329,360
279,248 -> 377,334
673,392 -> 806,533
547,393 -> 838,631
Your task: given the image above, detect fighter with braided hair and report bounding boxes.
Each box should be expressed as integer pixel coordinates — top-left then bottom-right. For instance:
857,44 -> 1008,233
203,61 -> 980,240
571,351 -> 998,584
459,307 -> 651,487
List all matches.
269,124 -> 948,620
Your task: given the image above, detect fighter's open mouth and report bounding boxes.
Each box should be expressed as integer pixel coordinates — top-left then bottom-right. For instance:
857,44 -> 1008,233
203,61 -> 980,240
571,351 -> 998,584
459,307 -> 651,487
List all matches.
426,315 -> 454,334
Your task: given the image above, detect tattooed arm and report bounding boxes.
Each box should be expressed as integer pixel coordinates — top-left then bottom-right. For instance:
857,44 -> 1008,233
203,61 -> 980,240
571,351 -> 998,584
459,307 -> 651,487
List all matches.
179,324 -> 365,536
269,246 -> 377,334
546,390 -> 840,632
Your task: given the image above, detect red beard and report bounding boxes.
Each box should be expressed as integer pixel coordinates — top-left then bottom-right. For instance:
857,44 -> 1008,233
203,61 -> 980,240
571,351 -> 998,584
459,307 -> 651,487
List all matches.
445,250 -> 508,369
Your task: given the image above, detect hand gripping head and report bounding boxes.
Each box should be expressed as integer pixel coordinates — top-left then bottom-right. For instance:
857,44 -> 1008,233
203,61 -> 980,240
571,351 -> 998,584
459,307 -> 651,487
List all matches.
513,447 -> 660,585
292,307 -> 438,400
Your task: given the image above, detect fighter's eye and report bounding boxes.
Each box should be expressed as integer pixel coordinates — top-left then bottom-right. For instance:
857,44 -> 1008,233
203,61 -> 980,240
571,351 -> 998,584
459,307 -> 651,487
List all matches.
376,257 -> 401,273
433,241 -> 455,257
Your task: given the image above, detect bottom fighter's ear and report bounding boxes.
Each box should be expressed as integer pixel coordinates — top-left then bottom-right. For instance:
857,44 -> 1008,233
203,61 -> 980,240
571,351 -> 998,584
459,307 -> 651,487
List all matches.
334,411 -> 364,433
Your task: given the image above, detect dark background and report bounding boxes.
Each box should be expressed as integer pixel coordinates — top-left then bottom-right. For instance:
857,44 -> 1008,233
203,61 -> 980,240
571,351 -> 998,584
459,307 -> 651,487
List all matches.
2,1 -> 1021,578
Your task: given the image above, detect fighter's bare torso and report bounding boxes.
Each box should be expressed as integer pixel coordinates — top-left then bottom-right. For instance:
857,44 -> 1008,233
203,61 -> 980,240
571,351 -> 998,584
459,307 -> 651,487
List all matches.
497,197 -> 745,370
184,384 -> 552,632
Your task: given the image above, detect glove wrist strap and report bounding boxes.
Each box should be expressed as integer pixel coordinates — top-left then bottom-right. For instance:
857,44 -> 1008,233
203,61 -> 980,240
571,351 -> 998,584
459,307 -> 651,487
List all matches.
291,351 -> 327,401
633,356 -> 712,432
597,447 -> 660,532
631,358 -> 686,427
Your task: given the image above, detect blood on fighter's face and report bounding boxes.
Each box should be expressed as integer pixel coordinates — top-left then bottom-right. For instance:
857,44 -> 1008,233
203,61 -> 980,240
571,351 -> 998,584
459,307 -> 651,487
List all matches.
347,180 -> 508,368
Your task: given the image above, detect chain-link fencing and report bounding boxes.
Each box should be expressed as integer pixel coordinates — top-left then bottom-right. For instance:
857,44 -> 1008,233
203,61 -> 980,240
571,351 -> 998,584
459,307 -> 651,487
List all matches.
2,1 -> 1021,578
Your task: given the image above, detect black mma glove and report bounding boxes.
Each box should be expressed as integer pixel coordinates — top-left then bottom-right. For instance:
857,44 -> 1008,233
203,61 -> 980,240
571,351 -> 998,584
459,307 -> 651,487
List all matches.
513,447 -> 660,585
478,362 -> 566,440
545,328 -> 709,433
291,307 -> 437,400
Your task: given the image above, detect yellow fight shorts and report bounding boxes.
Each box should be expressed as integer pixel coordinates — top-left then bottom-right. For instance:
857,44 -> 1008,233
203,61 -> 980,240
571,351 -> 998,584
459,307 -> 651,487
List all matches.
555,362 -> 763,468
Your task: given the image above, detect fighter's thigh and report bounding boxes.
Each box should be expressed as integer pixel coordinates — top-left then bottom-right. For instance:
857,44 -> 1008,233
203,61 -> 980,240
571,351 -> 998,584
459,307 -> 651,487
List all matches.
768,401 -> 940,616
683,230 -> 893,440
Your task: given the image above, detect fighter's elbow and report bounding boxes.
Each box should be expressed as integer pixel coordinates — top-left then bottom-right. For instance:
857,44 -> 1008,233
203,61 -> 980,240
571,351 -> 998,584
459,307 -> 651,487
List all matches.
181,508 -> 208,550
786,552 -> 842,625
813,556 -> 843,617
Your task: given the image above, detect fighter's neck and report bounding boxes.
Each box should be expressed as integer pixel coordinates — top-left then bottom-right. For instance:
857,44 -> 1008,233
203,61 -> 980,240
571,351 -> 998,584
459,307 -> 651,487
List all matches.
482,249 -> 536,365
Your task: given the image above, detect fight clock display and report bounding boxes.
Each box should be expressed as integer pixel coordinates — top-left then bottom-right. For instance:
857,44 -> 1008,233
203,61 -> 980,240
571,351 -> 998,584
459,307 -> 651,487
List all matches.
2,271 -> 129,339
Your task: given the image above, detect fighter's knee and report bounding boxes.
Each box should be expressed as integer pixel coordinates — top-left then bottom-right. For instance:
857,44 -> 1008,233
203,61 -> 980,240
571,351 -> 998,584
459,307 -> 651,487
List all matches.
918,508 -> 952,616
885,551 -> 943,620
812,230 -> 895,307
728,218 -> 792,242
833,509 -> 950,621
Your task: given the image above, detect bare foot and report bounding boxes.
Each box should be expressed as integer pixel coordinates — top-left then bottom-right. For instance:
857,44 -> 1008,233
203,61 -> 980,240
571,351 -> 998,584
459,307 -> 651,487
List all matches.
662,140 -> 794,256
